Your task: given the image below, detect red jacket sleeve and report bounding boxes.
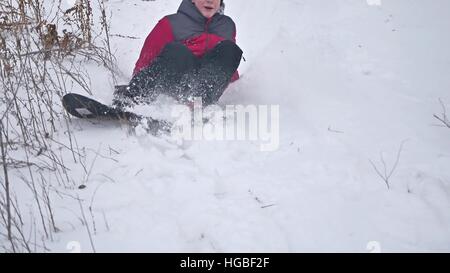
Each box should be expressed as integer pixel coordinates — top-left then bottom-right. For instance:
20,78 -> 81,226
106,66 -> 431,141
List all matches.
231,71 -> 239,82
133,17 -> 174,76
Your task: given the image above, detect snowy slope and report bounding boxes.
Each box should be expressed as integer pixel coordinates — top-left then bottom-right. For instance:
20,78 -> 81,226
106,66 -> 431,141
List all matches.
11,0 -> 450,252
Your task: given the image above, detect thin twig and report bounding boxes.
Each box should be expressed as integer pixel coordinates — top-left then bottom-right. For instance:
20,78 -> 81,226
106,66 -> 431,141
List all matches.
0,121 -> 13,249
369,140 -> 408,190
77,196 -> 96,253
110,34 -> 140,39
433,99 -> 450,128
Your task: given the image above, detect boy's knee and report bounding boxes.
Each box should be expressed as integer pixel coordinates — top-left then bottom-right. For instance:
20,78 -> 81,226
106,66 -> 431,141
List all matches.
215,40 -> 243,56
161,42 -> 194,59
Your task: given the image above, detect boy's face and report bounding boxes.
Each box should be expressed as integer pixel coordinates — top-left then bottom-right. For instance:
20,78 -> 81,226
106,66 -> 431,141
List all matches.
192,0 -> 221,18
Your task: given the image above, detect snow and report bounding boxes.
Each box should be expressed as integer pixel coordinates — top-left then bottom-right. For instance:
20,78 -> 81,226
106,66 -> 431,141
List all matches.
3,0 -> 450,252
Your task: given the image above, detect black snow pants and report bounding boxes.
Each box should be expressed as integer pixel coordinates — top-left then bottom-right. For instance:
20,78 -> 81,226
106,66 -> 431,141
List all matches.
113,40 -> 243,108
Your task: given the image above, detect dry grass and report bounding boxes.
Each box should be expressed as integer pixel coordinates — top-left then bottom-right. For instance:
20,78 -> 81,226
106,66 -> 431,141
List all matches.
0,0 -> 117,252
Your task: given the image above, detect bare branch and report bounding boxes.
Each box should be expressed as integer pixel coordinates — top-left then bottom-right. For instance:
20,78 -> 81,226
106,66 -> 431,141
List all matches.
434,99 -> 450,128
369,140 -> 408,190
0,121 -> 13,249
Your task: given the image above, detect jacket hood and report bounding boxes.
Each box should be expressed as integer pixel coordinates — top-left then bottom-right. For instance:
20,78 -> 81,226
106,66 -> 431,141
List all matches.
168,0 -> 235,42
178,0 -> 220,22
